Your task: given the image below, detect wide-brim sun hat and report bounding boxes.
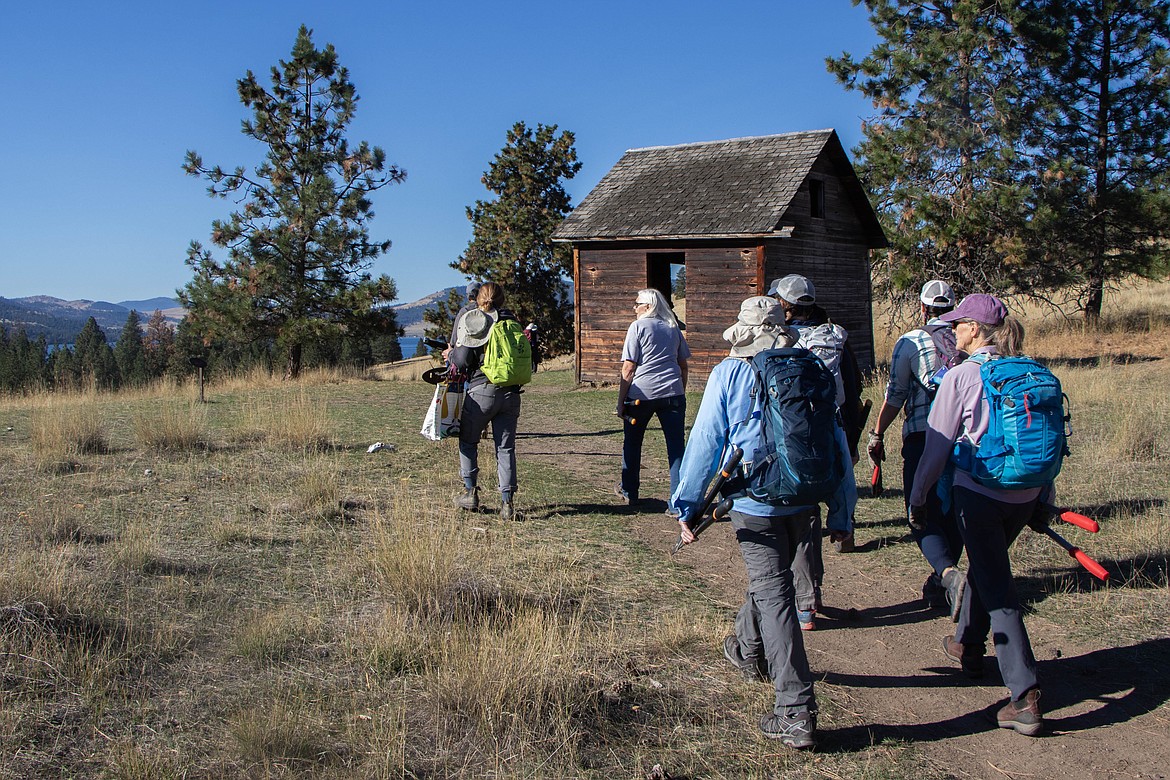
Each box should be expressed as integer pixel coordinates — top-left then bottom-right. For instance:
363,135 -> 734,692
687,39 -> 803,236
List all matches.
737,295 -> 786,326
456,309 -> 495,347
940,293 -> 1007,326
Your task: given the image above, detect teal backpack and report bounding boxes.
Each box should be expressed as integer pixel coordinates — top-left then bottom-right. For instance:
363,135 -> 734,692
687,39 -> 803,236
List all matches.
951,354 -> 1070,489
482,319 -> 533,387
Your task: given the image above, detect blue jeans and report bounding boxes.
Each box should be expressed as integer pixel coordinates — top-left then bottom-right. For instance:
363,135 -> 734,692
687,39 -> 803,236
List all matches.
903,432 -> 963,575
620,394 -> 686,503
826,425 -> 856,534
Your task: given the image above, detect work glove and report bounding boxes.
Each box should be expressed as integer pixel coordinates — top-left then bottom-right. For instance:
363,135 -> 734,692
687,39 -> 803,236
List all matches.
908,503 -> 927,532
867,432 -> 885,464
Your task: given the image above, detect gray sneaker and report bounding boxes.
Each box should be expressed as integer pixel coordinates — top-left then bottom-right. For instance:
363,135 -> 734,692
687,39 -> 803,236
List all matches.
759,712 -> 817,750
722,635 -> 768,683
941,567 -> 967,622
455,487 -> 479,512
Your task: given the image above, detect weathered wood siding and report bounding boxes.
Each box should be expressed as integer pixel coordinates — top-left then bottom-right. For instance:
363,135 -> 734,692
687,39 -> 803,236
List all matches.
765,157 -> 876,369
575,243 -> 762,384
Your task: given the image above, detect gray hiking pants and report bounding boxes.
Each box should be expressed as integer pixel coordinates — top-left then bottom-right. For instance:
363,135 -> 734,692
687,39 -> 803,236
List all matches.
458,382 -> 521,497
792,507 -> 822,613
731,508 -> 818,716
953,485 -> 1040,700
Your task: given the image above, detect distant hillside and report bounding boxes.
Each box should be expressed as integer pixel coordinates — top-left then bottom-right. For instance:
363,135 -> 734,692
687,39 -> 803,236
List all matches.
0,296 -> 184,344
392,287 -> 461,337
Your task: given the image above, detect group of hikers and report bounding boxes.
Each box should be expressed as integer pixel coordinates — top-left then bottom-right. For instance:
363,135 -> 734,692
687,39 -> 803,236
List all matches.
442,273 -> 1065,750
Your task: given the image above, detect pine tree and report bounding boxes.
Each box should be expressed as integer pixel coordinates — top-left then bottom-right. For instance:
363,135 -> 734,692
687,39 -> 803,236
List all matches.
73,318 -> 118,390
411,337 -> 428,358
114,311 -> 149,388
1018,0 -> 1170,322
143,310 -> 176,380
827,1 -> 1035,302
182,25 -> 406,379
453,122 -> 581,355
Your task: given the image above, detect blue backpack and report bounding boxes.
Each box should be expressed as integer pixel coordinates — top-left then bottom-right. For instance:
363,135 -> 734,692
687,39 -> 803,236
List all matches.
952,354 -> 1070,489
732,348 -> 844,506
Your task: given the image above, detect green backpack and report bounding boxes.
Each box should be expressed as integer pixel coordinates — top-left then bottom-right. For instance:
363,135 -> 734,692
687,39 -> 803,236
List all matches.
482,319 -> 533,386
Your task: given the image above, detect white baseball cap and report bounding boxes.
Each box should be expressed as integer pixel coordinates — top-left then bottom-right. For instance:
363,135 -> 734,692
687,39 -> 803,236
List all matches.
767,274 -> 816,304
920,279 -> 955,307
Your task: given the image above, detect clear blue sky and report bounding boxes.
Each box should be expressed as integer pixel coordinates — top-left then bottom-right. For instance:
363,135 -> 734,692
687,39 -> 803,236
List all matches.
1,1 -> 880,306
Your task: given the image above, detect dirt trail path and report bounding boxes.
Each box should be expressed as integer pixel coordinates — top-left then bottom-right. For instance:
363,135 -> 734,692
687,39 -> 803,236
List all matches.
515,405 -> 1170,780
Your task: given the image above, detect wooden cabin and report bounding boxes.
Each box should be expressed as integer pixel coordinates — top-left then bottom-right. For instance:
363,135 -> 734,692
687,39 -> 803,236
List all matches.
553,130 -> 888,385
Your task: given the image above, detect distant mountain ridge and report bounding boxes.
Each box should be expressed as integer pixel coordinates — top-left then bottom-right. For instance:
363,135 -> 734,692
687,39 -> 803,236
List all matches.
0,295 -> 185,344
392,286 -> 460,337
1,289 -> 461,343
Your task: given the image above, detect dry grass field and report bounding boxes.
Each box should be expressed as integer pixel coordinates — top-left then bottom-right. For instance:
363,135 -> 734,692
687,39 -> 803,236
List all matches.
1,282 -> 1168,778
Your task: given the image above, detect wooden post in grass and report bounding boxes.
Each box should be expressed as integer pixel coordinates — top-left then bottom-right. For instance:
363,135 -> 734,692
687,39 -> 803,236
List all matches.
189,356 -> 207,403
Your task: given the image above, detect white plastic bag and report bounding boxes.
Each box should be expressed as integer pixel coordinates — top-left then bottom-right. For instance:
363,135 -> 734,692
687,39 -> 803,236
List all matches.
420,381 -> 464,441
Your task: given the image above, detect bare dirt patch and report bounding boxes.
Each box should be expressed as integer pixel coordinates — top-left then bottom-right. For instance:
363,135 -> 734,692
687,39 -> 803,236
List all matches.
516,392 -> 1170,780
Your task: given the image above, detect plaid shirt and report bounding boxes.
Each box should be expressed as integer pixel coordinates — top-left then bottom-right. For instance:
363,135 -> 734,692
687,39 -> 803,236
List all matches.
882,319 -> 948,437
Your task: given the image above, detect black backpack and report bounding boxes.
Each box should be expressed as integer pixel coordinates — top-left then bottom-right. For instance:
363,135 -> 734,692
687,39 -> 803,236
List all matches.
728,348 -> 844,506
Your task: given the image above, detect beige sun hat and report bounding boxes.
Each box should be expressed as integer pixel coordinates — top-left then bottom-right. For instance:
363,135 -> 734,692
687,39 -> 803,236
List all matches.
723,297 -> 798,358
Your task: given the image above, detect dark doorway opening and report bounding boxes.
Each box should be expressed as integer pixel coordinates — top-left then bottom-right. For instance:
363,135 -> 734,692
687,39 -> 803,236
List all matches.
647,252 -> 685,309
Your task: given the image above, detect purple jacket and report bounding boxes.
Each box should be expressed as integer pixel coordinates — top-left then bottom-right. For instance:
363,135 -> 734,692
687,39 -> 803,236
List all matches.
909,346 -> 1043,507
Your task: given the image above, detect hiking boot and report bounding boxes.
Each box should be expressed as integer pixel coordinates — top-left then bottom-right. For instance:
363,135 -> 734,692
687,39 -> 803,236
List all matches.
942,635 -> 984,678
722,635 -> 769,683
455,486 -> 479,512
500,500 -> 516,521
997,689 -> 1044,736
941,567 -> 967,623
922,573 -> 948,609
797,609 -> 816,631
831,531 -> 855,553
759,712 -> 817,750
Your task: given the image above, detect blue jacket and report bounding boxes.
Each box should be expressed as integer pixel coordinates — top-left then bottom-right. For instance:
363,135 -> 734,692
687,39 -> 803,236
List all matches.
671,356 -> 815,519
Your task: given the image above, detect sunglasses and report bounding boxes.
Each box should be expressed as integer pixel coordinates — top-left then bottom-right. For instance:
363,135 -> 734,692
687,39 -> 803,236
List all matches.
949,319 -> 975,330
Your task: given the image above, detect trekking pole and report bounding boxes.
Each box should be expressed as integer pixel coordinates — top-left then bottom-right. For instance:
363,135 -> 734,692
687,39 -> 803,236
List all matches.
672,447 -> 744,555
1041,503 -> 1099,533
871,463 -> 883,498
1031,522 -> 1110,582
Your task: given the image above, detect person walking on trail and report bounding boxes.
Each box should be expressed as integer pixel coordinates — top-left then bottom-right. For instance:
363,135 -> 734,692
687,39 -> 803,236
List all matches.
909,293 -> 1049,737
615,288 -> 691,513
448,282 -> 522,521
768,274 -> 859,630
447,281 -> 482,349
671,296 -> 819,750
869,280 -> 968,617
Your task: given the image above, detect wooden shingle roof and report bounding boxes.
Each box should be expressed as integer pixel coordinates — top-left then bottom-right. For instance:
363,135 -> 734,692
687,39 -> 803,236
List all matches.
554,129 -> 885,245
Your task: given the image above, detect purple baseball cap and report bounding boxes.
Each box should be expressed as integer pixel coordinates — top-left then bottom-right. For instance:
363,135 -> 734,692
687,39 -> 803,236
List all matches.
940,293 -> 1008,326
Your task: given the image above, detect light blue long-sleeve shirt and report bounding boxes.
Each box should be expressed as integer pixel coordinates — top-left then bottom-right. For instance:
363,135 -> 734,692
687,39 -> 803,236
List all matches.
671,357 -> 815,520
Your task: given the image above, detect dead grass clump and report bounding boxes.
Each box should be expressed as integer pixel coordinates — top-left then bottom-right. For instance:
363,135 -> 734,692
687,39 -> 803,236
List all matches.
366,356 -> 437,381
102,741 -> 186,780
236,391 -> 333,451
132,401 -> 207,452
229,698 -> 338,769
29,396 -> 107,467
235,607 -> 323,665
424,609 -> 588,768
297,456 -> 343,518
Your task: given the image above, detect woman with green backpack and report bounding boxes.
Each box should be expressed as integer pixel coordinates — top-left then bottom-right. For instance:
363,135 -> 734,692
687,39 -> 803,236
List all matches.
909,293 -> 1061,738
449,282 -> 526,521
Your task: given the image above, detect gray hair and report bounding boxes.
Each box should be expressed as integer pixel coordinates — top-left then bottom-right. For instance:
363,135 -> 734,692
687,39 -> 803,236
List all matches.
635,288 -> 679,329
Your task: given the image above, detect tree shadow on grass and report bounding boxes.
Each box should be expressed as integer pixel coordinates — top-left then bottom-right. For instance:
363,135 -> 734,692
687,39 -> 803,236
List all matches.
518,429 -> 623,439
1069,497 -> 1166,521
818,637 -> 1170,751
1015,550 -> 1170,610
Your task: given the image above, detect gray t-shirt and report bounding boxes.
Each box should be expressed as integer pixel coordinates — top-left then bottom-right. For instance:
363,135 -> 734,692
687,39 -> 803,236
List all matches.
621,317 -> 691,400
